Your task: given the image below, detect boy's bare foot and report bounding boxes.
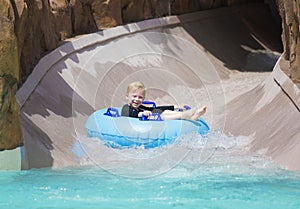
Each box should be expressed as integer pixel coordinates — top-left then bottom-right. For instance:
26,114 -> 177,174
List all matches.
181,108 -> 197,120
191,106 -> 206,121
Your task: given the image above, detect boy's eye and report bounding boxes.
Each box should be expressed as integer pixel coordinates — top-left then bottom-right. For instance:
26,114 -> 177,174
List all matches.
130,94 -> 143,100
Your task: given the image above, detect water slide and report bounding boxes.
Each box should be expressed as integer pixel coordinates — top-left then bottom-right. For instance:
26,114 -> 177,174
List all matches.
15,3 -> 300,172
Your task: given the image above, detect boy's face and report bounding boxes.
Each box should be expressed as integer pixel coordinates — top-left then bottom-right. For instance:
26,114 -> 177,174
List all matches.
126,89 -> 145,109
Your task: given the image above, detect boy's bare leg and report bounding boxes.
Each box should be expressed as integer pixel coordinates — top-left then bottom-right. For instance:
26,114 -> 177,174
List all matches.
160,109 -> 195,120
160,107 -> 206,121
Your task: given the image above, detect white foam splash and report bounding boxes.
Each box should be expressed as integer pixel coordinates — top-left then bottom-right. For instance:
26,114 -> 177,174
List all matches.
74,130 -> 283,178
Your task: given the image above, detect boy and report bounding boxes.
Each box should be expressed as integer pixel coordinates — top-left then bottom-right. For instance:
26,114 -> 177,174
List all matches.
121,81 -> 206,120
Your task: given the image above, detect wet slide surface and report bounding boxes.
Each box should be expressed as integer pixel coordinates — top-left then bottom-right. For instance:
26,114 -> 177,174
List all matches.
16,3 -> 300,171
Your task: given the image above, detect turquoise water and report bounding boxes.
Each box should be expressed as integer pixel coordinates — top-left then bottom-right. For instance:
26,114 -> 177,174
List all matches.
1,133 -> 300,209
1,162 -> 300,209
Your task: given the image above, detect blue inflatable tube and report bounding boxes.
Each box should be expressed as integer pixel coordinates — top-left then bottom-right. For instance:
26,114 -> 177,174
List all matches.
85,107 -> 209,149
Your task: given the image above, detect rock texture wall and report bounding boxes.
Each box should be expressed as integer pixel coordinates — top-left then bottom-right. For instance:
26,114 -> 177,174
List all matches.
0,0 -> 22,149
277,0 -> 300,86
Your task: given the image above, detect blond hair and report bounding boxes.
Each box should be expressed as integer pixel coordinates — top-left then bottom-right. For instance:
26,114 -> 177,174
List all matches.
126,81 -> 146,96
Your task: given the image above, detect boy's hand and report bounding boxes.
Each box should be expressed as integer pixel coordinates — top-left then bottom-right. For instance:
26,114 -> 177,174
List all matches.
142,110 -> 152,117
175,104 -> 190,111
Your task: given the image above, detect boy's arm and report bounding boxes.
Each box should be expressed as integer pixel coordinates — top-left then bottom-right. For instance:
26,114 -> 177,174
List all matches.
121,104 -> 130,116
121,104 -> 140,118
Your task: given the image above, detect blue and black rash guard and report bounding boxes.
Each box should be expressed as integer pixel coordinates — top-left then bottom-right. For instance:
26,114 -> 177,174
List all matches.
121,104 -> 174,118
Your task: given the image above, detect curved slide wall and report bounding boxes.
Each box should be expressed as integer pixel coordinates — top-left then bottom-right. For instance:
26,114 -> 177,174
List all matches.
224,58 -> 300,171
16,3 -> 299,171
